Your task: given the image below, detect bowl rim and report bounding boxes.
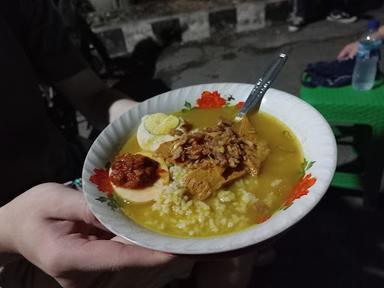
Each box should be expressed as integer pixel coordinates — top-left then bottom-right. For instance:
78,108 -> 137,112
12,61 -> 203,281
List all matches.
82,82 -> 337,254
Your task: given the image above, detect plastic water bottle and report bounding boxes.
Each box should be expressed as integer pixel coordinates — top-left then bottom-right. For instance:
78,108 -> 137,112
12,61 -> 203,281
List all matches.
352,20 -> 382,91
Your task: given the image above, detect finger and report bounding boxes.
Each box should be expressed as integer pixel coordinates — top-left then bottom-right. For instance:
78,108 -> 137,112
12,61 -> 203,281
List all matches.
71,221 -> 115,239
67,239 -> 175,271
337,49 -> 348,60
349,48 -> 358,59
43,184 -> 106,230
111,236 -> 136,245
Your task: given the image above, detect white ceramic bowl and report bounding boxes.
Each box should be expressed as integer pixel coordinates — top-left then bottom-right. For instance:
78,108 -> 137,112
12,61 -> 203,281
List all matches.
82,83 -> 337,255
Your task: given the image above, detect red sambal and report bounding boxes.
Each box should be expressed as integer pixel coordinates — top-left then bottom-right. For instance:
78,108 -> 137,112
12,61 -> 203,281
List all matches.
109,153 -> 160,189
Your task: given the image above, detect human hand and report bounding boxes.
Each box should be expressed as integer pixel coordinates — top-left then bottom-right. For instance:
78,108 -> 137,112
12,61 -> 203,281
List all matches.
337,42 -> 358,60
109,98 -> 138,123
0,183 -> 174,288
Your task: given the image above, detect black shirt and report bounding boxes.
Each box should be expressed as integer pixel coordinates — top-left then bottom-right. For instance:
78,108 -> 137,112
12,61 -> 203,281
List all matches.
0,0 -> 87,205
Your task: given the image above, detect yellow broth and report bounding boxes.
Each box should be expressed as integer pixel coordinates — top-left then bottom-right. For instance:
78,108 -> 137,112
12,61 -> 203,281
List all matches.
117,107 -> 303,237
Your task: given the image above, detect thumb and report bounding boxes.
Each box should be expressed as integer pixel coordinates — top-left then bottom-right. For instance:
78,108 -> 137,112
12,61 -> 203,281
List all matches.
44,185 -> 175,269
68,239 -> 175,271
41,184 -> 107,230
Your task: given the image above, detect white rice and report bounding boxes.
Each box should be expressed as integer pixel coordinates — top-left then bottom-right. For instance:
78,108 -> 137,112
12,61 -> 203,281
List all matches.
151,165 -> 259,236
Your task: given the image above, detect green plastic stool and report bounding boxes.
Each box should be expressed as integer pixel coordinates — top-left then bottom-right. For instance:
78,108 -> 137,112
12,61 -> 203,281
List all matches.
300,82 -> 384,207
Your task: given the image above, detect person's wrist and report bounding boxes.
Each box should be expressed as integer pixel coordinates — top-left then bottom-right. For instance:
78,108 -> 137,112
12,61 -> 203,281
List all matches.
0,203 -> 21,264
0,203 -> 18,252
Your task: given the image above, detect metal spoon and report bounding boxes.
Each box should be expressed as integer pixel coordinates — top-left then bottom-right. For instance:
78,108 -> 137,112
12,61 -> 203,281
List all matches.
234,53 -> 288,122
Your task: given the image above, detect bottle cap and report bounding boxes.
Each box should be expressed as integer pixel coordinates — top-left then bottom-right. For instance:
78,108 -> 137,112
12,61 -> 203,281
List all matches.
368,19 -> 380,30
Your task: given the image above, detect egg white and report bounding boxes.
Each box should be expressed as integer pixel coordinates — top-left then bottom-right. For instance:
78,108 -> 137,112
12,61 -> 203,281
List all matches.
110,152 -> 169,203
136,115 -> 184,152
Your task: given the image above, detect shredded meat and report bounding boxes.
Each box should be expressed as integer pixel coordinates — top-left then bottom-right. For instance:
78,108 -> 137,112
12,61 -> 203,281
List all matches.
156,117 -> 270,200
232,116 -> 271,176
110,153 -> 160,189
157,118 -> 269,172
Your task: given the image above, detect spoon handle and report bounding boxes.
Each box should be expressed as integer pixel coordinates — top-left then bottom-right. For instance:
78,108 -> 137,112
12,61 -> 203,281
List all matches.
235,53 -> 288,121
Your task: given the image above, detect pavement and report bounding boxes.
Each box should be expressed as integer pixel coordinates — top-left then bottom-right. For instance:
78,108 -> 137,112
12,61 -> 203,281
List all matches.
155,6 -> 384,168
156,8 -> 384,95
152,6 -> 384,288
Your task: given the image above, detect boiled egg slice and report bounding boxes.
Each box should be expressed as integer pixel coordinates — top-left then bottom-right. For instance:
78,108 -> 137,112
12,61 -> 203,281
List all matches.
137,113 -> 182,152
110,152 -> 169,203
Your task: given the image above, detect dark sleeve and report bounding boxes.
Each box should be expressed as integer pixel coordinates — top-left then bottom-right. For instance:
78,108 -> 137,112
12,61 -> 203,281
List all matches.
21,0 -> 87,82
